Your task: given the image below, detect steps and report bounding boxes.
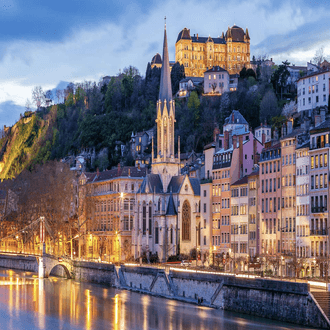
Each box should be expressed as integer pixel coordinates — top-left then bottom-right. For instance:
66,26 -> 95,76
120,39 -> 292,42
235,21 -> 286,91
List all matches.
311,291 -> 330,320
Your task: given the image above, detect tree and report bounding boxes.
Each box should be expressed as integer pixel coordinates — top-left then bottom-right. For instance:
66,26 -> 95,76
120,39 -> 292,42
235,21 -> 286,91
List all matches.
55,89 -> 64,104
271,61 -> 290,99
45,90 -> 53,101
25,99 -> 32,112
312,47 -> 327,67
171,62 -> 185,95
32,86 -> 45,110
260,90 -> 280,123
282,100 -> 297,118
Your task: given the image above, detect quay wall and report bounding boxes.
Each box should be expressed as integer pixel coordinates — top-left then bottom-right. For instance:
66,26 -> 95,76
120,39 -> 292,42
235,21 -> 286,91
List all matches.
0,254 -> 328,328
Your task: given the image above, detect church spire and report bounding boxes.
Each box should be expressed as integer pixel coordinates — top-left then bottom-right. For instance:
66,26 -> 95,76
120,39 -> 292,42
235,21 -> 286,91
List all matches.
159,18 -> 172,105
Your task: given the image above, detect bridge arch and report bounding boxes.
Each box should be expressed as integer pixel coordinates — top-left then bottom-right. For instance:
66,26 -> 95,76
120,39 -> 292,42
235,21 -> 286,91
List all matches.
49,264 -> 71,279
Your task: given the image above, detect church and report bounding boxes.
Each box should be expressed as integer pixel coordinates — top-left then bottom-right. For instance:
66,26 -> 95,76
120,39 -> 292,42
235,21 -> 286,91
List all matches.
133,24 -> 200,262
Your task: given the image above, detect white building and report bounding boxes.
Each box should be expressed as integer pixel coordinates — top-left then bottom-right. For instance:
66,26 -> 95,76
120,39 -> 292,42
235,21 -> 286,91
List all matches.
295,142 -> 311,276
254,124 -> 271,144
297,70 -> 330,114
204,66 -> 230,94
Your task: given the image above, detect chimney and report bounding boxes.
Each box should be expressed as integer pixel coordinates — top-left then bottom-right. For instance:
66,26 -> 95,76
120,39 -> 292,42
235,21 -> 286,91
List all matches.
138,163 -> 141,171
287,119 -> 293,134
128,168 -> 131,177
232,112 -> 235,123
281,123 -> 287,137
197,33 -> 199,40
97,167 -> 100,176
321,108 -> 326,123
117,163 -> 121,175
238,135 -> 244,178
315,114 -> 322,127
213,127 -> 220,142
233,135 -> 238,149
224,130 -> 229,150
253,138 -> 257,164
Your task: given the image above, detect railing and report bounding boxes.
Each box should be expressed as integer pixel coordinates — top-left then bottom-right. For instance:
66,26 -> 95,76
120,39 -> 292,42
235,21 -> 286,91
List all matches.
311,207 -> 327,213
310,229 -> 328,236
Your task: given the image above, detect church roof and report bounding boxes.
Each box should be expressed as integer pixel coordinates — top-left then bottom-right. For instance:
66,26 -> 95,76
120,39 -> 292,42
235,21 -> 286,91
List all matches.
205,66 -> 228,73
159,25 -> 172,107
138,174 -> 163,194
176,28 -> 191,42
189,177 -> 200,196
167,176 -> 184,193
166,193 -> 177,215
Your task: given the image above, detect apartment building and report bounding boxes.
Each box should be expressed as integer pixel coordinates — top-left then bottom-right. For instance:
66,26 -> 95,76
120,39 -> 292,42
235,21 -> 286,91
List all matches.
230,176 -> 249,271
297,70 -> 330,114
259,143 -> 282,264
309,120 -> 330,276
295,141 -> 311,277
247,168 -> 259,258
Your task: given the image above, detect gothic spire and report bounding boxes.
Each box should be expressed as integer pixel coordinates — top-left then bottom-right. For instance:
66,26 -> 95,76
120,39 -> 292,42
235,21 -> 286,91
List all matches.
159,19 -> 172,105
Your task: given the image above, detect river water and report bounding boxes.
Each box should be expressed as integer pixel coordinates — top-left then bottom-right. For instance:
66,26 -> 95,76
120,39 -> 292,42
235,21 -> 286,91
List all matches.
0,268 -> 316,330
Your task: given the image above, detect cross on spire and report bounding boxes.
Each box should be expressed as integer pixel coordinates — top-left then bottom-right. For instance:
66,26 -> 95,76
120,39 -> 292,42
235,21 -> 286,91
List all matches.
164,16 -> 166,29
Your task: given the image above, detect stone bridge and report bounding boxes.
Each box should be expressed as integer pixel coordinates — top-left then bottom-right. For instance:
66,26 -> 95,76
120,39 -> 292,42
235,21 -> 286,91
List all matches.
39,253 -> 74,279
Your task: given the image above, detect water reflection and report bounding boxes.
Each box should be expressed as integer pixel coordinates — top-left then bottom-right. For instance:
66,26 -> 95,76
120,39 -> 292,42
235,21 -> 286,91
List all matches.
0,268 -> 315,330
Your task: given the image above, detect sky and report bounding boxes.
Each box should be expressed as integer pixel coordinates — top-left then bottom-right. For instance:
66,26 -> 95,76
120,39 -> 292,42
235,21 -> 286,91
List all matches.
0,0 -> 329,127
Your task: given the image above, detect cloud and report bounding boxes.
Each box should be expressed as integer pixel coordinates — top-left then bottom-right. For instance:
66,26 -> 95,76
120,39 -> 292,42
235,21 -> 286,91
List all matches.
0,0 -> 330,125
0,101 -> 25,127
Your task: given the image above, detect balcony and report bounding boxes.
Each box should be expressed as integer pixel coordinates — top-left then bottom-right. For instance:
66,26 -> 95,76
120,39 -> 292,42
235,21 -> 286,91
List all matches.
311,206 -> 327,213
310,229 -> 328,236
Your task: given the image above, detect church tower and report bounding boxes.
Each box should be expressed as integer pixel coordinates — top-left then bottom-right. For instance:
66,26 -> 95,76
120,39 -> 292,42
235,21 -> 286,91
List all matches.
152,21 -> 180,191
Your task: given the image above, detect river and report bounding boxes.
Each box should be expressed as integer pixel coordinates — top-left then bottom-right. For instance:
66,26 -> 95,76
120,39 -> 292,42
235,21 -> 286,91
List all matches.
0,268 -> 316,330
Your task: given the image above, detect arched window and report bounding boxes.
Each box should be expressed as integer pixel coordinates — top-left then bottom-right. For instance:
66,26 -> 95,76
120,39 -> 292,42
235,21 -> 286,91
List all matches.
155,222 -> 159,244
149,202 -> 152,236
182,200 -> 191,241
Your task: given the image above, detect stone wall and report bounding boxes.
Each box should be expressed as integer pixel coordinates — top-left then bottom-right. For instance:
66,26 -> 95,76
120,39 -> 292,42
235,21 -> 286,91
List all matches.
0,254 -> 328,329
0,254 -> 38,272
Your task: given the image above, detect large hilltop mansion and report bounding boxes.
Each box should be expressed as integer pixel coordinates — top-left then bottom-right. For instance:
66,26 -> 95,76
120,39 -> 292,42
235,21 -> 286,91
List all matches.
175,25 -> 251,77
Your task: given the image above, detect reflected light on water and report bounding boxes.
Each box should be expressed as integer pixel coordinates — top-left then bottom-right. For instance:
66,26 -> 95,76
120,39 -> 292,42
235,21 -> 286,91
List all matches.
0,269 -> 315,330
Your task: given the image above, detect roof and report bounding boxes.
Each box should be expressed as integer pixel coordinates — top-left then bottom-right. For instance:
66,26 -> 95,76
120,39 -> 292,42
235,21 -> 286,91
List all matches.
180,77 -> 204,84
189,177 -> 200,196
138,174 -> 163,194
167,176 -> 185,193
280,128 -> 304,140
151,53 -> 162,64
310,118 -> 330,134
296,140 -> 310,150
159,26 -> 172,109
166,193 -> 177,215
224,110 -> 248,126
205,66 -> 228,74
176,28 -> 191,42
248,167 -> 259,177
225,25 -> 246,42
204,142 -> 216,150
231,176 -> 248,186
87,166 -> 147,184
297,68 -> 329,82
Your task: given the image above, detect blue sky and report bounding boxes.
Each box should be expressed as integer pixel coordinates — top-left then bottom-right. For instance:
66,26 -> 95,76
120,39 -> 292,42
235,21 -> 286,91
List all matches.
0,0 -> 329,127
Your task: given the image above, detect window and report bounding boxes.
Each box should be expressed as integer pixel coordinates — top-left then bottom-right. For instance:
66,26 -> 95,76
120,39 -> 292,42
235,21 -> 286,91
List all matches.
182,201 -> 191,240
155,223 -> 159,244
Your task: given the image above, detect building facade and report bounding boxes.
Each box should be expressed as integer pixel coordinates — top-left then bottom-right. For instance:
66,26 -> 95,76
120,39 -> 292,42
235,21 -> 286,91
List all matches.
175,25 -> 250,77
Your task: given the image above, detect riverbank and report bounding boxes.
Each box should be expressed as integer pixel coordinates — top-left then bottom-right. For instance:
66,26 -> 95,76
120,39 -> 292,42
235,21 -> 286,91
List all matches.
0,253 -> 328,329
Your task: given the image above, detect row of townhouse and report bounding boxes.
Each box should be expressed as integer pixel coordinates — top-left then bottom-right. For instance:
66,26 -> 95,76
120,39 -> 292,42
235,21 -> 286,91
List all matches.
200,112 -> 330,277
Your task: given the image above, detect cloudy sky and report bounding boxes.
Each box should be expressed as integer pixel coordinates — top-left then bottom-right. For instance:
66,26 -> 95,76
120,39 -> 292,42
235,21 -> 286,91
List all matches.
0,0 -> 329,127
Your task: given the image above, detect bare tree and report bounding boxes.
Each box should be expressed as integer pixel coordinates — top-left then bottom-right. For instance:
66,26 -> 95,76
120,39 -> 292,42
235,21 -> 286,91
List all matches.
312,47 -> 327,67
32,86 -> 45,110
282,100 -> 297,118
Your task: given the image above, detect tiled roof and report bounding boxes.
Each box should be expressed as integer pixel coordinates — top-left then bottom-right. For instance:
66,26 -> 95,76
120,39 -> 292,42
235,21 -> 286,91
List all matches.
167,176 -> 185,193
166,193 -> 177,215
87,167 -> 147,184
189,177 -> 200,196
310,118 -> 330,134
138,174 -> 163,194
231,176 -> 248,186
224,110 -> 248,126
205,66 -> 227,73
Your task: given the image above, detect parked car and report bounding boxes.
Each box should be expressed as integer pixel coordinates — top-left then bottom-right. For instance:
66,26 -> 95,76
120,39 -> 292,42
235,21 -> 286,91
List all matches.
181,260 -> 191,267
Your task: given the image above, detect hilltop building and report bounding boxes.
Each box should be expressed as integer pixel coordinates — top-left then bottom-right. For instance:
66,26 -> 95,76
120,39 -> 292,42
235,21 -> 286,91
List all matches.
175,25 -> 250,77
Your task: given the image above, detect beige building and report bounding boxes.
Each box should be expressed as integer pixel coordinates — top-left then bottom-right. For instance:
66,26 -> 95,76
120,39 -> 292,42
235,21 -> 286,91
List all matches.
175,25 -> 250,77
